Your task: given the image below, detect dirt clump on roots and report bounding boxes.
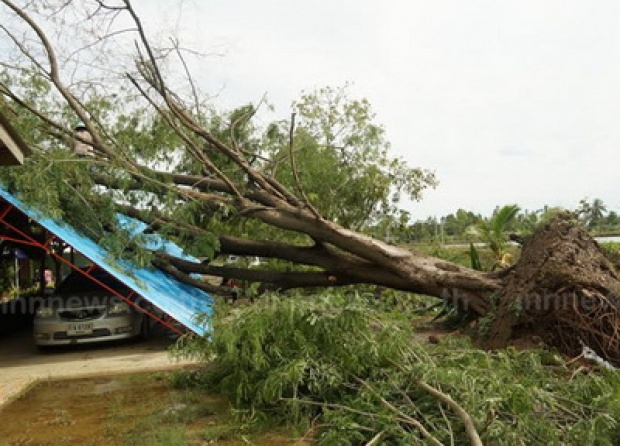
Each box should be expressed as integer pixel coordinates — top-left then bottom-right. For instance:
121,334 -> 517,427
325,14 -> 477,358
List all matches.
486,213 -> 620,366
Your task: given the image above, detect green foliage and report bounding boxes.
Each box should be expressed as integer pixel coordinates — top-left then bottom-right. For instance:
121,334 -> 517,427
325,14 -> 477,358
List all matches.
469,242 -> 482,271
601,242 -> 620,268
408,201 -> 620,244
602,211 -> 620,232
578,197 -> 608,230
271,85 -> 437,229
0,261 -> 15,297
0,149 -> 116,237
3,74 -> 438,258
175,292 -> 414,421
177,295 -> 620,445
364,286 -> 441,316
477,314 -> 494,338
0,149 -> 162,269
153,427 -> 187,446
322,339 -> 620,445
442,209 -> 480,239
202,424 -> 238,442
477,204 -> 520,254
467,204 -> 520,270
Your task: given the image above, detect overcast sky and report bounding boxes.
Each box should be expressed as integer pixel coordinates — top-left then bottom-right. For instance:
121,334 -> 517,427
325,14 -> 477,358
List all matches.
139,0 -> 620,220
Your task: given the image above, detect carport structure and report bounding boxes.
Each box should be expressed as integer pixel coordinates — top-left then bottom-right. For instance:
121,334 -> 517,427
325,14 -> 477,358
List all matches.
0,186 -> 213,337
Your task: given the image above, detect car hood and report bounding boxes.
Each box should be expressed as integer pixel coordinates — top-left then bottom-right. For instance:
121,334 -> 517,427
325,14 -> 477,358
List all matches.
41,294 -> 117,310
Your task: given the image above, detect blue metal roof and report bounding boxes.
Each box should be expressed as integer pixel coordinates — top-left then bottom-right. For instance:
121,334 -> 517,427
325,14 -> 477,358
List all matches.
0,187 -> 212,335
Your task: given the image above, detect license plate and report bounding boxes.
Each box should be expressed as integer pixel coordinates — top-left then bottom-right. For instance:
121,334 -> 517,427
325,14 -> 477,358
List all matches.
68,323 -> 93,336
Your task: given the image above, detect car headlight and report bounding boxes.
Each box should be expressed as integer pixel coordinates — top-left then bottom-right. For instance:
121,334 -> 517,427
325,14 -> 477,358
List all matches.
108,301 -> 130,314
36,307 -> 54,318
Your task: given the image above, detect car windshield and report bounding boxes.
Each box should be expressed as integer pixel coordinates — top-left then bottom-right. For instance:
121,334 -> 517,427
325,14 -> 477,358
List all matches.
55,269 -> 130,295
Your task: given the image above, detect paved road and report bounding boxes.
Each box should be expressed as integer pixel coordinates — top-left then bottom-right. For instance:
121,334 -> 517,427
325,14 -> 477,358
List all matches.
0,328 -> 198,407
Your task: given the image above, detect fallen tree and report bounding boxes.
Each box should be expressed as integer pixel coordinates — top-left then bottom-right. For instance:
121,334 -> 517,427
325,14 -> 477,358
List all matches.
0,0 -> 619,364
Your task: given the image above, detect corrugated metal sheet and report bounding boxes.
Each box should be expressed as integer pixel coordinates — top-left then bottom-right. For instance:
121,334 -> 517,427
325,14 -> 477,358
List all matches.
0,187 -> 212,335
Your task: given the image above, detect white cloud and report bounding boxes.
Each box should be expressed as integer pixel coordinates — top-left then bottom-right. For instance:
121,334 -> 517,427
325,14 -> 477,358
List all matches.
137,0 -> 620,218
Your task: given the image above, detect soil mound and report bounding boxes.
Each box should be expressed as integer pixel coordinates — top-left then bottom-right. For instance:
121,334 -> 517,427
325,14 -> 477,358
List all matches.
488,214 -> 620,365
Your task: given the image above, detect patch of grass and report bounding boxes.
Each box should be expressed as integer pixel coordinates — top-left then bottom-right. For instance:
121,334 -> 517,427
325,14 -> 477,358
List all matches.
153,426 -> 187,446
203,424 -> 238,442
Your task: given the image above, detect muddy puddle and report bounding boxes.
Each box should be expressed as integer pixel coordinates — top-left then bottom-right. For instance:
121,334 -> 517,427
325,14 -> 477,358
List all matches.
0,373 -> 303,446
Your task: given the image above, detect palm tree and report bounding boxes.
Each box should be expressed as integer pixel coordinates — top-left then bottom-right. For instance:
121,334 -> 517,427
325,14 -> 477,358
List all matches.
589,198 -> 607,229
577,198 -> 607,229
473,204 -> 520,266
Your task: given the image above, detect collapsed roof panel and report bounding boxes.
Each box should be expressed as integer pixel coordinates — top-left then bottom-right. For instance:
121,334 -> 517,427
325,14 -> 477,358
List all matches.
0,187 -> 212,336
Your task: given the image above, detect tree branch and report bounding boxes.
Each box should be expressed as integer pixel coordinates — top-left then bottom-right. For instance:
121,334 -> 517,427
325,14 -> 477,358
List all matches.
355,378 -> 445,446
288,112 -> 321,218
416,380 -> 483,446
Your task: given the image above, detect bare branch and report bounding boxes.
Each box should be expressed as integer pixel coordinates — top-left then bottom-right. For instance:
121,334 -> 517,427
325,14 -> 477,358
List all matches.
355,378 -> 445,446
170,36 -> 202,119
416,381 -> 483,446
288,112 -> 321,218
126,72 -> 246,201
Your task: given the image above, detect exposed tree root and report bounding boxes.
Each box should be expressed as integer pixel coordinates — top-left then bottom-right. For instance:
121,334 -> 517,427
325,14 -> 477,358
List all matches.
552,289 -> 620,366
486,214 -> 620,366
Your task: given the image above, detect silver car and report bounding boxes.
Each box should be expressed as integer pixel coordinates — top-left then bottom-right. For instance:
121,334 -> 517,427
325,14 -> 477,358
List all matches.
34,268 -> 151,347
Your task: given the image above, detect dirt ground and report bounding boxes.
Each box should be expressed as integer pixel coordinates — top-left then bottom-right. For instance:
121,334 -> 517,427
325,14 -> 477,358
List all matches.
0,326 -> 198,408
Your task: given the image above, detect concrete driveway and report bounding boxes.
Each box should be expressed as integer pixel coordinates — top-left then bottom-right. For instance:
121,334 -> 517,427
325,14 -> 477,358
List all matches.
0,327 -> 198,407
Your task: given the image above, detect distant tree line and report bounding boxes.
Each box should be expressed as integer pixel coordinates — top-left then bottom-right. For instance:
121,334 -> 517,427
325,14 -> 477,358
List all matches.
385,198 -> 620,244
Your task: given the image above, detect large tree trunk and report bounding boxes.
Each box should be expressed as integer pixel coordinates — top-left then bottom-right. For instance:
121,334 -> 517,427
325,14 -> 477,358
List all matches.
154,211 -> 620,363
